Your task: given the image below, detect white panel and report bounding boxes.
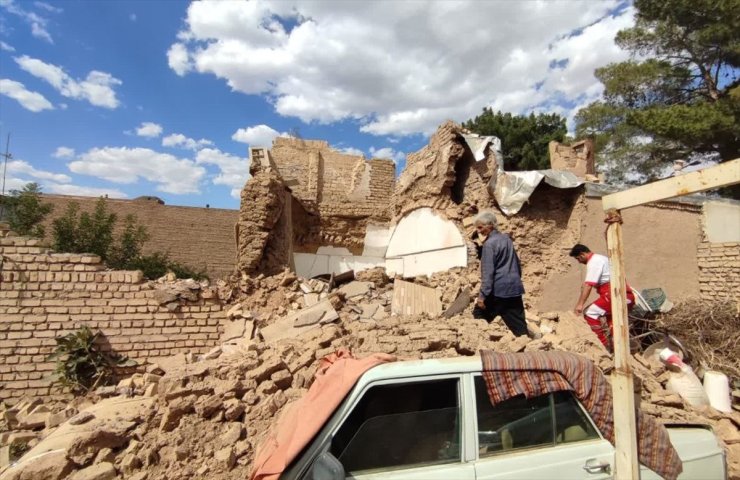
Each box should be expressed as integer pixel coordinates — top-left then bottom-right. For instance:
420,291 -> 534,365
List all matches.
704,202 -> 740,243
385,258 -> 403,276
386,207 -> 465,257
316,246 -> 352,255
293,253 -> 330,278
362,224 -> 393,257
344,256 -> 385,273
400,245 -> 468,278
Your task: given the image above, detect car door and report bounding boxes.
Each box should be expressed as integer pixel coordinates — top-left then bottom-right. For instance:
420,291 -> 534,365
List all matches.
326,375 -> 476,480
472,376 -> 615,480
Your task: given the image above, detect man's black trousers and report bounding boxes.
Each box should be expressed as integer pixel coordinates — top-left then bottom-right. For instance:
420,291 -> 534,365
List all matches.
472,295 -> 528,337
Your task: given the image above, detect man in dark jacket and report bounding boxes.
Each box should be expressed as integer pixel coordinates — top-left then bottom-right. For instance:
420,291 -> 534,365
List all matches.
472,211 -> 528,337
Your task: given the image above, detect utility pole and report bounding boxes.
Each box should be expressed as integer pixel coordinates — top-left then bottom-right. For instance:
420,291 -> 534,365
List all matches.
0,133 -> 12,220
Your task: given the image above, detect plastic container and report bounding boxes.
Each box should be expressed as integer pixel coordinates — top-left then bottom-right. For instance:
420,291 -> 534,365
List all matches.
703,370 -> 732,413
661,348 -> 710,407
666,370 -> 710,407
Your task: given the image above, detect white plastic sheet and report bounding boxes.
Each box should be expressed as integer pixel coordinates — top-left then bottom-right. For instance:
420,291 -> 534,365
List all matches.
488,169 -> 583,215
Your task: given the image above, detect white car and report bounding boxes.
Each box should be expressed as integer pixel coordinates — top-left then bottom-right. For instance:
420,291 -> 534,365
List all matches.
282,355 -> 726,480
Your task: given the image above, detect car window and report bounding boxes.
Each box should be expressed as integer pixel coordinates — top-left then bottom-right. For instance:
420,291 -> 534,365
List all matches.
330,378 -> 460,474
474,376 -> 598,457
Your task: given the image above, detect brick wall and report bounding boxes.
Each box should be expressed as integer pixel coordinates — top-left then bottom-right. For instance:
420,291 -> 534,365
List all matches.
0,227 -> 228,403
698,242 -> 740,301
38,194 -> 238,280
270,137 -> 396,221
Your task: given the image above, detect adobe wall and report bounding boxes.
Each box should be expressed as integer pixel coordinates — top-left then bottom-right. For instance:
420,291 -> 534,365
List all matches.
698,242 -> 739,301
0,227 -> 228,404
548,139 -> 595,178
270,137 -> 396,221
38,194 -> 238,280
536,197 -> 702,312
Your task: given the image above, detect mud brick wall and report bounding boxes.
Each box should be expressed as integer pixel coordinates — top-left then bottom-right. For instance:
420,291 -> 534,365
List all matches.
698,242 -> 740,301
270,137 -> 395,221
38,194 -> 238,280
0,230 -> 228,403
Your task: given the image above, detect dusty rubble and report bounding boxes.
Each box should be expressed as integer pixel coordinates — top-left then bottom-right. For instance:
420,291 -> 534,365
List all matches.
1,266 -> 739,480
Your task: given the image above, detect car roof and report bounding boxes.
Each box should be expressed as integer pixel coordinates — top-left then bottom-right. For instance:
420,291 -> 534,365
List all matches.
358,355 -> 484,384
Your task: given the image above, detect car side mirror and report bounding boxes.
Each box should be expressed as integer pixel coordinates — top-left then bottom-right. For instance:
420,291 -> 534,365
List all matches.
309,452 -> 345,480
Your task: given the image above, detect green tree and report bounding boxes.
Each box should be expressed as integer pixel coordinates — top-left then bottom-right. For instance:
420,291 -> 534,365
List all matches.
463,109 -> 567,170
0,183 -> 53,237
52,198 -> 117,258
107,214 -> 150,270
576,0 -> 740,182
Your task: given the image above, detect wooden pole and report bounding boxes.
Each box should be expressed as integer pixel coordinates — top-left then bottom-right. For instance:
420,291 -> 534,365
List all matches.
606,214 -> 640,479
601,160 -> 740,479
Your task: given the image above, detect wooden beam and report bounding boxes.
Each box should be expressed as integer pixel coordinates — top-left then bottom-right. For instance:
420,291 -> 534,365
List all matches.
602,159 -> 740,211
606,219 -> 640,479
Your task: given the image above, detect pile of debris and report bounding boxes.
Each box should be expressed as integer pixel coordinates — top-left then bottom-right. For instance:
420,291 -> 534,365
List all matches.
1,268 -> 739,480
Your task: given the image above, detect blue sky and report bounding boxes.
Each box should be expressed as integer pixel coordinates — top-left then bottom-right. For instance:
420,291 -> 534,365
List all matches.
0,0 -> 633,209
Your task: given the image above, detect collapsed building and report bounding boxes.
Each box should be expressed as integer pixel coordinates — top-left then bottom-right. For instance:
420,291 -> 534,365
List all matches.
0,121 -> 739,479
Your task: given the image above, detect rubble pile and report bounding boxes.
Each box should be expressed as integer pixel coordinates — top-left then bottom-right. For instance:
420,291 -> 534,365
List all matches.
2,266 -> 739,480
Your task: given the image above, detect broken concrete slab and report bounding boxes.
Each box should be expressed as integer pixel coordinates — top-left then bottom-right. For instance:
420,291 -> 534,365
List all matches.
391,280 -> 443,317
443,287 -> 471,318
339,281 -> 373,299
260,300 -> 338,343
293,309 -> 326,328
67,462 -> 117,480
360,302 -> 381,319
303,293 -> 319,307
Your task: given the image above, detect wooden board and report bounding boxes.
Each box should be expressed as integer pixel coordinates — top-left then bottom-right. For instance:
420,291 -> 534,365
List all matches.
602,159 -> 740,211
391,280 -> 443,317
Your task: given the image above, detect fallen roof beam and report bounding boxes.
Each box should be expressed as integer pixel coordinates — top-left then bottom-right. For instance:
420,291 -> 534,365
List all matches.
602,158 -> 740,211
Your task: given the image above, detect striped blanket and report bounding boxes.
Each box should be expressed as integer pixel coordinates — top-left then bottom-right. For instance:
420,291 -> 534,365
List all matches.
480,350 -> 682,480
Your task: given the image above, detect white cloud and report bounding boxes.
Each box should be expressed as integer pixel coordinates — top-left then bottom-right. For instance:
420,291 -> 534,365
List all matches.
195,148 -> 249,198
135,122 -> 163,138
231,124 -> 284,146
33,2 -> 62,14
369,146 -> 405,164
129,13 -> 137,21
167,43 -> 191,76
0,0 -> 54,43
69,147 -> 206,194
52,146 -> 75,158
337,147 -> 364,157
162,133 -> 213,150
0,78 -> 54,112
14,55 -> 122,108
170,1 -> 633,136
0,41 -> 15,52
7,160 -> 71,183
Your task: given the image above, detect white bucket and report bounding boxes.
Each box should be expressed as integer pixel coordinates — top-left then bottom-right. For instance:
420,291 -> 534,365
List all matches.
703,370 -> 732,413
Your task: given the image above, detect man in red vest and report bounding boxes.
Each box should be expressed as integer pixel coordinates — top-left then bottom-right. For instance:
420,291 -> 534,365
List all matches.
570,244 -> 635,352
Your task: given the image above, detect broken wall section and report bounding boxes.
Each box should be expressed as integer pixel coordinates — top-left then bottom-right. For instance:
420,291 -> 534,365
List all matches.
236,170 -> 292,277
699,201 -> 740,301
0,227 -> 228,404
269,137 -> 396,252
548,139 -> 595,178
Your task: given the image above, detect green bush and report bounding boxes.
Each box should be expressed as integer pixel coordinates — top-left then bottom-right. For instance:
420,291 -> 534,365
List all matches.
47,325 -> 135,394
52,198 -> 117,258
129,251 -> 209,281
0,182 -> 53,237
50,196 -> 207,281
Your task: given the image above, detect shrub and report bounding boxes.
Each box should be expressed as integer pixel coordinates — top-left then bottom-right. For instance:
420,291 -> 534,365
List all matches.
0,182 -> 53,237
130,251 -> 209,281
47,325 -> 135,393
107,214 -> 150,270
52,198 -> 117,258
